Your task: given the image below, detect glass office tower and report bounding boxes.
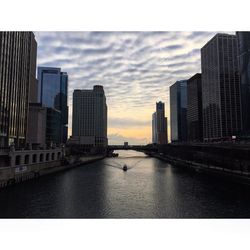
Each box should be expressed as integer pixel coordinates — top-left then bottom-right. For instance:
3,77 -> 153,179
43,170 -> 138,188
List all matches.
170,80 -> 188,142
187,73 -> 203,142
38,67 -> 68,144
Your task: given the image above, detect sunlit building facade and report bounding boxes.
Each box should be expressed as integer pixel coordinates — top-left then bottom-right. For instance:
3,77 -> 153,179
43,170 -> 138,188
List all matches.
0,32 -> 37,147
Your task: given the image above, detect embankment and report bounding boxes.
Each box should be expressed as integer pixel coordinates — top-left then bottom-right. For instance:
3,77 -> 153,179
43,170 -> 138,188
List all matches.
0,155 -> 105,189
148,144 -> 250,185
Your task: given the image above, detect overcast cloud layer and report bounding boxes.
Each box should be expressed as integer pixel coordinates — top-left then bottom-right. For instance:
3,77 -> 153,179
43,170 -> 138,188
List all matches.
35,31 -> 222,144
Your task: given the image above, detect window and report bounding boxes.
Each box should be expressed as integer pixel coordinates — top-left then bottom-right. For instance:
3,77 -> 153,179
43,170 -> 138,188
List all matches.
40,154 -> 44,162
33,154 -> 37,163
15,155 -> 21,165
24,155 -> 29,164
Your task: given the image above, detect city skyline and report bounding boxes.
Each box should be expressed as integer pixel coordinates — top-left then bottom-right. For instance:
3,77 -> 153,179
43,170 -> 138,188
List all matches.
35,31 -> 224,144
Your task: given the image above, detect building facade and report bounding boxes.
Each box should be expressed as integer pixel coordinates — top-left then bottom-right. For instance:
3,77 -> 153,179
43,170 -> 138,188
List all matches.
27,104 -> 62,147
237,31 -> 250,138
187,73 -> 203,142
170,80 -> 188,142
152,102 -> 168,144
37,67 -> 68,143
26,103 -> 47,147
152,112 -> 157,143
201,33 -> 242,141
71,85 -> 108,152
0,32 -> 37,148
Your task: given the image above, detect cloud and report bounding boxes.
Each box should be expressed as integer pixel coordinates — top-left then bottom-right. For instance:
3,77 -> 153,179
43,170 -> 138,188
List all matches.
35,31 -> 226,144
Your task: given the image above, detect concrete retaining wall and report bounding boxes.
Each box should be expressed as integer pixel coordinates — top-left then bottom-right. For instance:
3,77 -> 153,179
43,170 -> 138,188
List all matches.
0,155 -> 105,189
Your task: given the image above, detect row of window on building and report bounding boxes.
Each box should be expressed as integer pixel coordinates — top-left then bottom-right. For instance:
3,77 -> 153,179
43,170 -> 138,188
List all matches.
0,32 -> 69,149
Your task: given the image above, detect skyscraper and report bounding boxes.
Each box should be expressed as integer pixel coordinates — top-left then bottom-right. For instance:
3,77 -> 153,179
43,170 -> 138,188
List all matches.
201,33 -> 242,141
152,112 -> 157,143
170,80 -> 188,142
237,32 -> 250,138
0,32 -> 37,147
152,102 -> 168,144
187,73 -> 203,142
38,67 -> 68,143
71,85 -> 108,152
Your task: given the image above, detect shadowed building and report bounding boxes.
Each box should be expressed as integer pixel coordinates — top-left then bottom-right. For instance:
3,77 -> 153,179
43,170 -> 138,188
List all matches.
38,67 -> 68,144
27,104 -> 62,148
152,102 -> 168,144
27,103 -> 47,147
0,32 -> 37,148
201,33 -> 242,141
170,80 -> 188,142
187,73 -> 203,142
152,112 -> 157,143
71,85 -> 108,153
237,32 -> 250,139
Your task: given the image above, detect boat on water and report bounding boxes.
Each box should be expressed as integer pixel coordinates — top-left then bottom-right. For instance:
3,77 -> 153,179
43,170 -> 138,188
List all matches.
107,152 -> 119,157
123,164 -> 128,171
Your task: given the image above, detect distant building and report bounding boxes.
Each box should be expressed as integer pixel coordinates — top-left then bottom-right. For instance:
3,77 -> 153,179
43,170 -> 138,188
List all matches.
71,85 -> 108,152
187,73 -> 203,142
124,142 -> 128,148
152,102 -> 168,144
170,80 -> 188,142
37,67 -> 68,143
0,32 -> 37,148
201,33 -> 242,141
152,112 -> 157,143
237,32 -> 250,138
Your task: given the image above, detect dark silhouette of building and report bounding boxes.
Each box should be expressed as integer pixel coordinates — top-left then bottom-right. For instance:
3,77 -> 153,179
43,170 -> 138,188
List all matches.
152,102 -> 168,144
170,80 -> 188,142
38,67 -> 68,144
237,31 -> 250,139
0,32 -> 37,148
70,85 -> 108,153
187,73 -> 203,142
46,108 -> 62,145
60,72 -> 68,143
201,33 -> 242,141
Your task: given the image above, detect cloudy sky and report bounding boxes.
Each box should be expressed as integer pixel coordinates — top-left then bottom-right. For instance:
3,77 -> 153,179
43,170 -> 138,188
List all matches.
35,31 -> 222,145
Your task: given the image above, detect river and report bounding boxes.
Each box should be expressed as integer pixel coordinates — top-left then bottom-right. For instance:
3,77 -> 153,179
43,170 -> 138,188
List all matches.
0,150 -> 250,218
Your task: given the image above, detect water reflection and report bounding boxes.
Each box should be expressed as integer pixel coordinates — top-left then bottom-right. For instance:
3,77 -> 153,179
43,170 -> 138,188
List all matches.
0,150 -> 250,218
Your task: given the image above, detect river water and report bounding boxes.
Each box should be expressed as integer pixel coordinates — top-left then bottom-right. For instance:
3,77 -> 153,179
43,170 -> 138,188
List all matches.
0,150 -> 250,218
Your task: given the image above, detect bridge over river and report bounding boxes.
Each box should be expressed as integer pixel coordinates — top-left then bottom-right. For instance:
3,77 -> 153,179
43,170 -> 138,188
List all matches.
107,144 -> 157,152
